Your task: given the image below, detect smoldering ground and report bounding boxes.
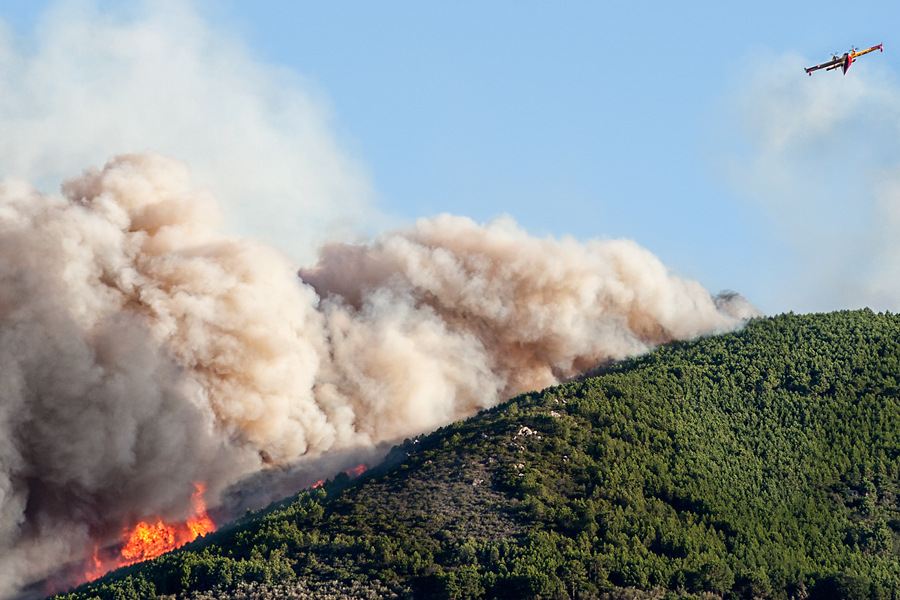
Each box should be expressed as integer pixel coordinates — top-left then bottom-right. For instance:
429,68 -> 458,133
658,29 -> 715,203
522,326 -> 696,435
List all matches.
0,153 -> 756,597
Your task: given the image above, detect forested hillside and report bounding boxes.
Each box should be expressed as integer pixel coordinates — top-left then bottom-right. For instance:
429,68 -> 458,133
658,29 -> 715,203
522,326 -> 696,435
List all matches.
57,310 -> 900,600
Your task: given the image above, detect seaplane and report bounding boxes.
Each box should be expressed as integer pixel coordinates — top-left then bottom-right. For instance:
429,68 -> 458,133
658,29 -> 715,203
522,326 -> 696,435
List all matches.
805,44 -> 883,76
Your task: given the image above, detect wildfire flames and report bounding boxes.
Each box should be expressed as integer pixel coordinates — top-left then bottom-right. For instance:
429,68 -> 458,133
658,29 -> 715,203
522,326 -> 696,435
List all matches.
312,464 -> 368,489
84,483 -> 214,582
80,467 -> 369,584
346,464 -> 367,478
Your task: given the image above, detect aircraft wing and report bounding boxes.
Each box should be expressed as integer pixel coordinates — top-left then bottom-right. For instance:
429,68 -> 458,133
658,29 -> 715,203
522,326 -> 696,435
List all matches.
805,56 -> 842,75
850,44 -> 883,60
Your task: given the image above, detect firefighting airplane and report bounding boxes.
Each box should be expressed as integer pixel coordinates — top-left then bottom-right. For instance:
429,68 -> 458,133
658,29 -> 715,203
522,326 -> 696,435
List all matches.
805,44 -> 883,76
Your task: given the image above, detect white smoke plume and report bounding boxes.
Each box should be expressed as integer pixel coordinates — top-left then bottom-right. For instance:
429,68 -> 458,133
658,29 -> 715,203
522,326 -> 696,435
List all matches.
0,154 -> 756,597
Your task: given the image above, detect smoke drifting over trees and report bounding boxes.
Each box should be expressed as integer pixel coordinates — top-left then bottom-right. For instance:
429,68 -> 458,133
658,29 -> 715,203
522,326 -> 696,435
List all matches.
0,154 -> 755,596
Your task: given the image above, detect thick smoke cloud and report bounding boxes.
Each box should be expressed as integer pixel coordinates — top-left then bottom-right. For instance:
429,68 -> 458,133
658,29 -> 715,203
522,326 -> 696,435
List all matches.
0,157 -> 266,594
0,154 -> 756,596
303,215 -> 755,435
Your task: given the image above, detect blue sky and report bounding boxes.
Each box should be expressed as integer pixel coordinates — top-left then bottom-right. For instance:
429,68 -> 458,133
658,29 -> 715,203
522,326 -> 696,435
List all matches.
0,0 -> 898,315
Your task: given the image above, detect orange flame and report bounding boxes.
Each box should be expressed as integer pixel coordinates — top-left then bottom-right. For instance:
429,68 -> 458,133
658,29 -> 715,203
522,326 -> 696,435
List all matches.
120,519 -> 178,563
83,482 -> 214,582
82,546 -> 105,583
346,464 -> 367,478
310,465 -> 366,490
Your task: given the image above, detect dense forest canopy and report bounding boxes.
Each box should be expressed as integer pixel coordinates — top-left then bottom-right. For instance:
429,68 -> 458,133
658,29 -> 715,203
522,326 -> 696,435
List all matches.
55,310 -> 900,600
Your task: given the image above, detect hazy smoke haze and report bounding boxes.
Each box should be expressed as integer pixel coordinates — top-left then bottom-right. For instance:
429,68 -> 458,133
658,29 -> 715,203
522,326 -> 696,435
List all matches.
0,0 -> 377,264
0,154 -> 756,596
710,48 -> 900,312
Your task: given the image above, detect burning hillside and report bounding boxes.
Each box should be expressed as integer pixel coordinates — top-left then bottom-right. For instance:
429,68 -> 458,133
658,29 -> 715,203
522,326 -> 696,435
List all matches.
0,153 -> 755,597
83,484 -> 214,582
